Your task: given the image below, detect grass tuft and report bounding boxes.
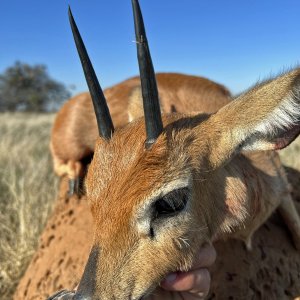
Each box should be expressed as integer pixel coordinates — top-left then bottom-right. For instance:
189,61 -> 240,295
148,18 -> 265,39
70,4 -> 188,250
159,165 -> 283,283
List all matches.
0,113 -> 58,299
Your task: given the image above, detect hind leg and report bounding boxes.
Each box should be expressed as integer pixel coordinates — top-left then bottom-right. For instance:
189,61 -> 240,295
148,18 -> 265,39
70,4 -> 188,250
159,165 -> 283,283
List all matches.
278,194 -> 300,250
53,155 -> 69,177
53,156 -> 84,196
67,160 -> 84,196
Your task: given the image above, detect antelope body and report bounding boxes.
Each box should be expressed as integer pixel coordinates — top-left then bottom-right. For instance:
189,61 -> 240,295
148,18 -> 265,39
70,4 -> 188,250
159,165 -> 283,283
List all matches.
50,73 -> 231,192
48,1 -> 300,299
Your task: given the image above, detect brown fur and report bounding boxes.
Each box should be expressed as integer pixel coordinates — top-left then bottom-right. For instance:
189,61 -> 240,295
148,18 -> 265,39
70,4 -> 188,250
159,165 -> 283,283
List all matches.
49,69 -> 300,300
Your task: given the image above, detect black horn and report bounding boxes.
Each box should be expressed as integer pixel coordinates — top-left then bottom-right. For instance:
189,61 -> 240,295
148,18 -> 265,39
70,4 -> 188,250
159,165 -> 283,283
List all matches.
131,0 -> 163,148
68,6 -> 114,139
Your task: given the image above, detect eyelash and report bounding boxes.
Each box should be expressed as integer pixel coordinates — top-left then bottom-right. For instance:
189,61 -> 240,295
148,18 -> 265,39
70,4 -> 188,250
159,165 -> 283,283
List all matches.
153,187 -> 189,218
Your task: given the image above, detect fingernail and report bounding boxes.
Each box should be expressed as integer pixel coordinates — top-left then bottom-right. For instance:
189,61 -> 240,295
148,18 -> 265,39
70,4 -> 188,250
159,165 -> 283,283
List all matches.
163,273 -> 177,284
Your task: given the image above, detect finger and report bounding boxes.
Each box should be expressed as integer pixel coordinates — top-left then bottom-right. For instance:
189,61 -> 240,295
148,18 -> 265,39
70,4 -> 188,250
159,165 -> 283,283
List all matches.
161,268 -> 211,297
192,244 -> 216,269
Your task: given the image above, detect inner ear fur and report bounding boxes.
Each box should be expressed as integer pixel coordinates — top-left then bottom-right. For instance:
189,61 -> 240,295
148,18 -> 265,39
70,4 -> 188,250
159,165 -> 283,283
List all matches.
198,68 -> 300,169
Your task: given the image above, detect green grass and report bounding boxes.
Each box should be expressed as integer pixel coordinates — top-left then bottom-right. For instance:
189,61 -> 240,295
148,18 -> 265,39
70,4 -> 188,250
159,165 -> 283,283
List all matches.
0,113 -> 58,299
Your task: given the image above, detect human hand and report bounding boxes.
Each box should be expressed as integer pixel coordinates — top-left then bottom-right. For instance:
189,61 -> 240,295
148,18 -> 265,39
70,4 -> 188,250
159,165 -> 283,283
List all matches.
145,244 -> 216,300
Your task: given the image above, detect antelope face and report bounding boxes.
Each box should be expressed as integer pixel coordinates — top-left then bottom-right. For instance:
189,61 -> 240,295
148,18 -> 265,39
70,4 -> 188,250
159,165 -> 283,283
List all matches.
72,68 -> 300,298
80,116 -> 210,299
57,0 -> 300,299
66,0 -> 209,298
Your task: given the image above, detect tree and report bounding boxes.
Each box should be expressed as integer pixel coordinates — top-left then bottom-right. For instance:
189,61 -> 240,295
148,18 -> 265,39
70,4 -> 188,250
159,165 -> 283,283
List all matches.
0,62 -> 71,112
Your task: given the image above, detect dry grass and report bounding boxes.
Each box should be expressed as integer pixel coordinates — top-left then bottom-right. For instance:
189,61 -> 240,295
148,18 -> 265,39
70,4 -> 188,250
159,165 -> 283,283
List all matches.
0,113 -> 58,299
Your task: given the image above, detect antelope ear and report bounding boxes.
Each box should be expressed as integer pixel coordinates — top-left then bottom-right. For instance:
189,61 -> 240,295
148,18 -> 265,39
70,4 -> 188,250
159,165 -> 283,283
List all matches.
203,69 -> 300,168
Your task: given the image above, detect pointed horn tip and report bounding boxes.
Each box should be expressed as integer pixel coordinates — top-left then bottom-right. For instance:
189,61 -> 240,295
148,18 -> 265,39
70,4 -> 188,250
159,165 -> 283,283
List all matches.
131,0 -> 146,41
68,5 -> 73,19
132,0 -> 142,19
68,6 -> 77,32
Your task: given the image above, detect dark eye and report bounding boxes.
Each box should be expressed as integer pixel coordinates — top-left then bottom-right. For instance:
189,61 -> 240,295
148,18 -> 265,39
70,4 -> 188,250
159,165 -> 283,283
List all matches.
154,187 -> 189,217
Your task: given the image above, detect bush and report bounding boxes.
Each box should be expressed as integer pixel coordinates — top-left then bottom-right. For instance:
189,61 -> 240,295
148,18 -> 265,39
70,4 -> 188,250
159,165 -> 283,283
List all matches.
0,62 -> 71,112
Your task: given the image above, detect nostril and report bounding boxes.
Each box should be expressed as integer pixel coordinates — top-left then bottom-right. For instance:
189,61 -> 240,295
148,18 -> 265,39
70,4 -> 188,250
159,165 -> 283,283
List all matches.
46,289 -> 76,300
72,292 -> 92,300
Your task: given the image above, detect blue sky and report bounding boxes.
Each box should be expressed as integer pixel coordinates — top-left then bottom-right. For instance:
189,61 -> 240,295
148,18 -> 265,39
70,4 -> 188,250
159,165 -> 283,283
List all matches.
1,0 -> 300,95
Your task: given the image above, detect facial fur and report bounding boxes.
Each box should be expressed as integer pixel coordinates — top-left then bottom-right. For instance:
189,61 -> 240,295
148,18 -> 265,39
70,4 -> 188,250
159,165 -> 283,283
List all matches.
84,114 -> 213,299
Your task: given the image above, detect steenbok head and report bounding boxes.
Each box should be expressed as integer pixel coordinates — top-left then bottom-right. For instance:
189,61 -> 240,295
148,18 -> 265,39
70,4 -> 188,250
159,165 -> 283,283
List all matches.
51,1 -> 300,299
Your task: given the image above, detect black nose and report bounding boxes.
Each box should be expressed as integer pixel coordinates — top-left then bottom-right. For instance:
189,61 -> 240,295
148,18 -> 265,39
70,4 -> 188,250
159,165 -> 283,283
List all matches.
47,289 -> 76,299
73,292 -> 92,300
46,290 -> 93,300
47,290 -> 91,300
